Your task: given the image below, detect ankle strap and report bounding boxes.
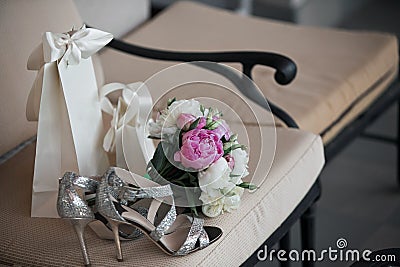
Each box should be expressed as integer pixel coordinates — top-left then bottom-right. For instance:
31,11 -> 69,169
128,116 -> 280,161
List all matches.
118,184 -> 173,204
117,182 -> 177,241
60,172 -> 99,192
73,175 -> 99,192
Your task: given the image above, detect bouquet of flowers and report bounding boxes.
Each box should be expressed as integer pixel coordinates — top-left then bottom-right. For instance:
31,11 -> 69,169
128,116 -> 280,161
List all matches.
147,98 -> 256,218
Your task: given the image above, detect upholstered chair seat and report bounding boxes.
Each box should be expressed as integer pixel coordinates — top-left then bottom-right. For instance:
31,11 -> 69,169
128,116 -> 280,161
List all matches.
100,1 -> 398,144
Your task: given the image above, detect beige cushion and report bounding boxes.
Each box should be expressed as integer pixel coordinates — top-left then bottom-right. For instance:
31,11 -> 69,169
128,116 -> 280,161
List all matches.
99,1 -> 398,144
0,127 -> 324,266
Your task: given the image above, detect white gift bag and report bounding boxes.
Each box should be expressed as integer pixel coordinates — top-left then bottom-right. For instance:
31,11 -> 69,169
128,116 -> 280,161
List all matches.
100,82 -> 155,175
26,25 -> 112,218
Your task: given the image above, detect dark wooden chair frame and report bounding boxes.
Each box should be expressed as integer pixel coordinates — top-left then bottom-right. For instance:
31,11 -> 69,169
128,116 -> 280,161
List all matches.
105,37 -> 400,267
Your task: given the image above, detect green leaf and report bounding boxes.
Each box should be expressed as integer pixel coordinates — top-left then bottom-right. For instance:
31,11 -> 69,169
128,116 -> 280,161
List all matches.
224,144 -> 246,155
200,105 -> 205,115
191,207 -> 199,217
167,98 -> 177,107
223,141 -> 235,150
206,107 -> 213,125
149,142 -> 168,171
188,117 -> 201,131
229,134 -> 238,142
172,173 -> 190,182
237,182 -> 258,190
188,173 -> 198,186
172,180 -> 186,187
143,173 -> 151,180
206,119 -> 222,130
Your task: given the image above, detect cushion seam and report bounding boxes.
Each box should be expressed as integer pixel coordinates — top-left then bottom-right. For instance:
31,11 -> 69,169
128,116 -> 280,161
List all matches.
321,65 -> 397,137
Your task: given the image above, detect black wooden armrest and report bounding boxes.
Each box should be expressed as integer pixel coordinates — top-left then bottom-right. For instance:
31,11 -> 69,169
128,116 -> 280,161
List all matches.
108,39 -> 296,85
106,38 -> 299,128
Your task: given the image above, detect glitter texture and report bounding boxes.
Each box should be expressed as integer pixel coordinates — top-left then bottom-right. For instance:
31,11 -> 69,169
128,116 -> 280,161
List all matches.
57,172 -> 97,219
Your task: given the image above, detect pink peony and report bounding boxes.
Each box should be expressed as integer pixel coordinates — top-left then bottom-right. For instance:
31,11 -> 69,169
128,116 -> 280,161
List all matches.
177,113 -> 195,129
213,119 -> 231,140
174,128 -> 223,170
196,117 -> 207,129
176,113 -> 206,130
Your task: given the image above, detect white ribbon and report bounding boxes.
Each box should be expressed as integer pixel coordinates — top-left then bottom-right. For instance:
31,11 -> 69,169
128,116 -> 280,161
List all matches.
27,25 -> 112,217
100,82 -> 155,174
43,24 -> 113,65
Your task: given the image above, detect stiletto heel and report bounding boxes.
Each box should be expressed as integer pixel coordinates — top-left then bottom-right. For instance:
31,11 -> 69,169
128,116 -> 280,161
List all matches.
107,219 -> 124,262
57,171 -> 147,265
97,167 -> 223,259
57,172 -> 98,266
70,218 -> 94,267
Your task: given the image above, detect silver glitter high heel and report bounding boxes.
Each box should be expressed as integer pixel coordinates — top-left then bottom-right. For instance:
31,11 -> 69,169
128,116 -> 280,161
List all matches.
57,172 -> 99,266
57,171 -> 147,266
96,167 -> 223,261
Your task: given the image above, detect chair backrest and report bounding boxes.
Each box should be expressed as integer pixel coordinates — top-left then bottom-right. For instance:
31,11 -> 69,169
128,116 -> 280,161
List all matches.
0,0 -> 91,156
73,0 -> 150,38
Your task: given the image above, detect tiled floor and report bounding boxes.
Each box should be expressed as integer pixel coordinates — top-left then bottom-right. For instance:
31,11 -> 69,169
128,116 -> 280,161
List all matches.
256,0 -> 400,266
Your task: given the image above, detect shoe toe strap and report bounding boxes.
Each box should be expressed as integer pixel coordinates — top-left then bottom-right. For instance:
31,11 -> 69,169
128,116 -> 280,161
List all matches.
174,216 -> 209,256
149,204 -> 177,241
198,228 -> 210,249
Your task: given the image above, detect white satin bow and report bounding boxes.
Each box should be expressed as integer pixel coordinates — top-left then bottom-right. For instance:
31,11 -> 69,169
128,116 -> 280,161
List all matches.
43,24 -> 113,65
100,82 -> 155,173
101,84 -> 136,152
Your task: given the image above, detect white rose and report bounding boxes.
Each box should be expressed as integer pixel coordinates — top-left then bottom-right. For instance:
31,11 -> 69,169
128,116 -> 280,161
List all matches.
165,99 -> 203,127
148,119 -> 162,138
148,99 -> 203,138
202,198 -> 224,218
230,146 -> 249,182
201,186 -> 244,217
199,158 -> 246,217
198,158 -> 234,199
222,186 -> 244,212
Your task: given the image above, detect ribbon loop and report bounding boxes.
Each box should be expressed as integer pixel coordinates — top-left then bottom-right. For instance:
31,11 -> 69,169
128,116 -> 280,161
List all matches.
43,24 -> 113,65
101,82 -> 155,173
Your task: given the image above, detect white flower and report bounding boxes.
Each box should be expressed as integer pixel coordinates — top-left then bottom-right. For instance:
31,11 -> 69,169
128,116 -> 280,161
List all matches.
147,118 -> 176,138
148,99 -> 203,138
167,99 -> 203,126
222,186 -> 244,212
230,146 -> 249,182
199,157 -> 245,217
201,198 -> 224,218
200,185 -> 244,216
204,107 -> 220,118
198,157 -> 234,199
